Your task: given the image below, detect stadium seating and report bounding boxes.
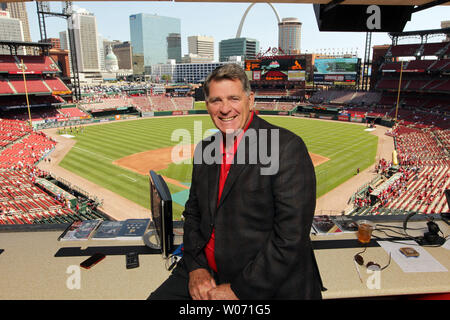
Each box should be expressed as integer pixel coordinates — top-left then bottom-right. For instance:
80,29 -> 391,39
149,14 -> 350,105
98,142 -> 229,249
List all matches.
0,131 -> 56,168
277,102 -> 296,111
0,119 -> 32,148
16,55 -> 61,73
80,96 -> 132,111
255,89 -> 288,96
350,122 -> 449,216
429,59 -> 450,71
422,42 -> 449,56
309,90 -> 382,106
0,119 -> 106,225
150,95 -> 176,111
8,78 -> 51,94
0,79 -> 14,94
405,79 -> 430,91
0,55 -> 20,73
389,43 -> 421,57
431,79 -> 450,92
172,97 -> 194,110
130,95 -> 152,111
44,77 -> 70,92
58,107 -> 89,118
380,62 -> 404,72
0,167 -> 80,224
373,38 -> 449,135
376,78 -> 408,90
255,102 -> 277,110
405,60 -> 435,71
0,54 -> 69,122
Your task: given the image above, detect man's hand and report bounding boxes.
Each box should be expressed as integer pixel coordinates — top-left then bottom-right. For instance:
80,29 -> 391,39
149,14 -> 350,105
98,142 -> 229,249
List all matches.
188,268 -> 216,300
207,283 -> 239,300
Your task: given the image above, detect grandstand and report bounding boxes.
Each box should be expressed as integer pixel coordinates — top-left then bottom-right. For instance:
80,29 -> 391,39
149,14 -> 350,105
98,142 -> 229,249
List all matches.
79,92 -> 194,114
0,117 -> 107,225
373,28 -> 449,129
306,28 -> 450,218
309,90 -> 382,106
0,51 -> 77,125
348,123 -> 449,216
308,29 -> 449,130
0,46 -> 110,225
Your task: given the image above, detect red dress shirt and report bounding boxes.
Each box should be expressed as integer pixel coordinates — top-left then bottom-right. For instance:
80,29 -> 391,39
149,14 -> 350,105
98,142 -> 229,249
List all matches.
204,111 -> 254,273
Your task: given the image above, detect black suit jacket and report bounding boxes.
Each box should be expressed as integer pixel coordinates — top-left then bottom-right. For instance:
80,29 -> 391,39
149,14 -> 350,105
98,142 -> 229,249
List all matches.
181,114 -> 322,299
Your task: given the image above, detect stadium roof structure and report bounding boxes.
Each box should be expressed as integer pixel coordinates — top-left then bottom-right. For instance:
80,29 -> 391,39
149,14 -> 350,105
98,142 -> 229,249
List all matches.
389,27 -> 450,38
33,0 -> 449,4
388,27 -> 450,45
0,40 -> 53,56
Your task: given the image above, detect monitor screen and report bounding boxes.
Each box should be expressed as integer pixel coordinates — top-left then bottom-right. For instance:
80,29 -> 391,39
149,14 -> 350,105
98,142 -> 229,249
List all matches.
149,170 -> 173,257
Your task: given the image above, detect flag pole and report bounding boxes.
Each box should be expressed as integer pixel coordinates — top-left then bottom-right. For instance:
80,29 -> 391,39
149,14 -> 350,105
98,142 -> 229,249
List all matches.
20,59 -> 32,128
394,60 -> 404,123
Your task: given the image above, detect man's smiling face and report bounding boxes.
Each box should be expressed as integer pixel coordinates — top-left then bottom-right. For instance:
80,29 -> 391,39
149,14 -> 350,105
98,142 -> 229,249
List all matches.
205,78 -> 254,135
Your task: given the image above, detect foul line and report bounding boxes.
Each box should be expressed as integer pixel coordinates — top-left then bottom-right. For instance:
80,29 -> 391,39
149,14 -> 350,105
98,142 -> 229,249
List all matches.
118,174 -> 137,182
73,146 -> 113,161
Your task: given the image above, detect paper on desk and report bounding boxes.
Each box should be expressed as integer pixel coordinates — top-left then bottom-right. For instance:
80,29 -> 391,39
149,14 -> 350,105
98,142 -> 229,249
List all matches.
377,240 -> 448,273
442,238 -> 450,250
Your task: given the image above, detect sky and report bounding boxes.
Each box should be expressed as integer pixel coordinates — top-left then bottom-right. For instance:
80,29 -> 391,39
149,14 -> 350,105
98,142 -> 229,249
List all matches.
25,1 -> 450,61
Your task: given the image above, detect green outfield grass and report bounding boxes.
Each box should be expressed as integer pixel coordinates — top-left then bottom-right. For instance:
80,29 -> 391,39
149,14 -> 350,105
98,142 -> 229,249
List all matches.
58,116 -> 377,219
194,101 -> 206,110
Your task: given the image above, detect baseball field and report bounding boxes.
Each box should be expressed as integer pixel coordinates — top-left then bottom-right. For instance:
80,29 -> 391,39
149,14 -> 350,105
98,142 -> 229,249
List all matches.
58,115 -> 378,219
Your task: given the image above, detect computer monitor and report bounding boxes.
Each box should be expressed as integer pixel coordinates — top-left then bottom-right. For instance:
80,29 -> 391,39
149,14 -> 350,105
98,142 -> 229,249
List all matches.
149,170 -> 173,257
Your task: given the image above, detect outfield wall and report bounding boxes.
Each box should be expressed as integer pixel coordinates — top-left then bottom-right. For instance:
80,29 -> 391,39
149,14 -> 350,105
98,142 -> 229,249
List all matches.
34,105 -> 395,130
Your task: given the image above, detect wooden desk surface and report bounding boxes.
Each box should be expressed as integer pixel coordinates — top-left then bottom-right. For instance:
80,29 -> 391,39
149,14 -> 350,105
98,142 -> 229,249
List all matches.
0,229 -> 171,300
0,219 -> 448,299
313,220 -> 450,299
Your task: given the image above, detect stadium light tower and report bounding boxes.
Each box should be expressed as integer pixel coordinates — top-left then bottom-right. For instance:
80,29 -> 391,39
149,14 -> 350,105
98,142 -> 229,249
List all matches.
361,32 -> 372,91
36,1 -> 81,101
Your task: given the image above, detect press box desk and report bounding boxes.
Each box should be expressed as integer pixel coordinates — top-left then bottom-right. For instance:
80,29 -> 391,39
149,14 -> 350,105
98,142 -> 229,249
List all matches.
0,216 -> 448,299
312,217 -> 450,299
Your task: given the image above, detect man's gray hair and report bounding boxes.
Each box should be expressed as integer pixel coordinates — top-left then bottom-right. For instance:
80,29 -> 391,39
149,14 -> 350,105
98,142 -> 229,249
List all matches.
203,63 -> 251,98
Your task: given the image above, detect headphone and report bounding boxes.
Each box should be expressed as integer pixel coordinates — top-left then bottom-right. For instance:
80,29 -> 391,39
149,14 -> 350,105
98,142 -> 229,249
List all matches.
402,211 -> 446,246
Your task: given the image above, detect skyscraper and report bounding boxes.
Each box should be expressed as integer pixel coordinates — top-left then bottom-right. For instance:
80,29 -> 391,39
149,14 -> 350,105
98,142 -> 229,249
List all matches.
129,13 -> 181,67
0,2 -> 31,43
188,35 -> 214,61
113,41 -> 133,70
68,8 -> 100,72
167,33 -> 182,63
219,38 -> 259,62
59,30 -> 69,50
0,10 -> 25,55
278,17 -> 302,55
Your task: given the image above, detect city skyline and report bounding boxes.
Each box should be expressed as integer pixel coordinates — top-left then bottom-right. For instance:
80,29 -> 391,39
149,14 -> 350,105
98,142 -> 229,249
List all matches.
24,1 -> 450,61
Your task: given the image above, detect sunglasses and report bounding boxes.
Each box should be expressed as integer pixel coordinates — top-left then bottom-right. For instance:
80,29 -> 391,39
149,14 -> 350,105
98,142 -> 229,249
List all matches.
353,247 -> 391,282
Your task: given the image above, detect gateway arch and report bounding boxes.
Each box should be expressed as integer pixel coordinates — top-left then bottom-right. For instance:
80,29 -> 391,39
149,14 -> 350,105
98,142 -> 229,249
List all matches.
236,3 -> 281,38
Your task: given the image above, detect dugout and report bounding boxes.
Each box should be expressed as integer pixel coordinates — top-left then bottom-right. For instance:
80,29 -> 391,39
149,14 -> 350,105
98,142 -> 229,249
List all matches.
294,105 -> 341,118
89,106 -> 139,119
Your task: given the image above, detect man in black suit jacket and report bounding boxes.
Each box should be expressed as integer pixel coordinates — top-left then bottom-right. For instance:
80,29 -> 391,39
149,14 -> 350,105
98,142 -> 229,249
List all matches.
149,64 -> 322,300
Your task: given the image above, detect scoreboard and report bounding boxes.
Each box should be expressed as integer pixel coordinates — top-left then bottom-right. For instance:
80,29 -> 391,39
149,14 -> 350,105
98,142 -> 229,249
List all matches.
245,56 -> 306,82
313,57 -> 360,86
